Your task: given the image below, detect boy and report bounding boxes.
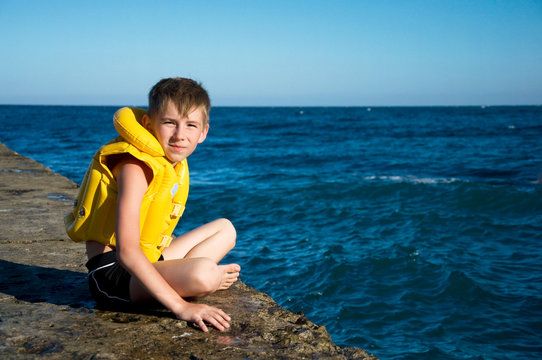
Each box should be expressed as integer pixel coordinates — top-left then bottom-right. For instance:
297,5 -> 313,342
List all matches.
65,78 -> 240,332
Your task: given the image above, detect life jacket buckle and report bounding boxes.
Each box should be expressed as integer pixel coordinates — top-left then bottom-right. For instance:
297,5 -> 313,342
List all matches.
158,235 -> 173,250
171,203 -> 185,218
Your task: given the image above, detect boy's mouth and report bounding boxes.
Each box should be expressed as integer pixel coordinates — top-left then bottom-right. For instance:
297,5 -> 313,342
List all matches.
169,144 -> 185,152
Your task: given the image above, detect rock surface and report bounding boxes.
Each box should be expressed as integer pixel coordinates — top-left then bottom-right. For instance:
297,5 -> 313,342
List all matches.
0,142 -> 378,359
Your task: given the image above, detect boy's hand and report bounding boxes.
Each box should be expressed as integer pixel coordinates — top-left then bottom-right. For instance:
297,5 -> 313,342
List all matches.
174,302 -> 231,332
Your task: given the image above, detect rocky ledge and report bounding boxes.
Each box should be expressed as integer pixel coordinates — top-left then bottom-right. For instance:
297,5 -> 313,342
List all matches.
0,142 -> 377,360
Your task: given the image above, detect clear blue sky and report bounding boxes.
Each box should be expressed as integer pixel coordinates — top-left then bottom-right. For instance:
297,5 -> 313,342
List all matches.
1,0 -> 541,106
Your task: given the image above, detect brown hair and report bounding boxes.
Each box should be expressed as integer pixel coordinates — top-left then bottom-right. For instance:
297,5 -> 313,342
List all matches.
147,77 -> 211,125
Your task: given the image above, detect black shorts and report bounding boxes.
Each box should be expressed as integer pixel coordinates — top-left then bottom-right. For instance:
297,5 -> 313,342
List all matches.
85,251 -> 163,309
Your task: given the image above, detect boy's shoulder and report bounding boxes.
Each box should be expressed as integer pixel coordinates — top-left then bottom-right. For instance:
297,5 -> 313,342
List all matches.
110,153 -> 153,185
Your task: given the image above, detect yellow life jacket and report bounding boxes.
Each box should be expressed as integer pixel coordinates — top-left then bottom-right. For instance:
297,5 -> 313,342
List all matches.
64,107 -> 189,262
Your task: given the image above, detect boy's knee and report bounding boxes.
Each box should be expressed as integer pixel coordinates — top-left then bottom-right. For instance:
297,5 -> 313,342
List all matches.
218,218 -> 236,248
217,218 -> 235,232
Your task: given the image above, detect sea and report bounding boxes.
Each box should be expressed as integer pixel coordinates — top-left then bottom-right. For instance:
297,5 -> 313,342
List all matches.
1,105 -> 541,360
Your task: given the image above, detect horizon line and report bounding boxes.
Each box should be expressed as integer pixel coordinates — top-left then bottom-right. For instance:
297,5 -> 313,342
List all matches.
1,103 -> 541,108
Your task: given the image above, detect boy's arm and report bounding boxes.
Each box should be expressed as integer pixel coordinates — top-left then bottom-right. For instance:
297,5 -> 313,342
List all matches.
114,158 -> 229,332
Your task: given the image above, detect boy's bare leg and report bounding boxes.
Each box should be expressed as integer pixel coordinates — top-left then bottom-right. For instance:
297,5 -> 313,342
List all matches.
130,218 -> 241,301
130,257 -> 226,303
162,218 -> 241,288
162,218 -> 237,263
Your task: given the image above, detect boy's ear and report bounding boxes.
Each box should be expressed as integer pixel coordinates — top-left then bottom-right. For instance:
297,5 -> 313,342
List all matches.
198,124 -> 209,144
141,114 -> 153,133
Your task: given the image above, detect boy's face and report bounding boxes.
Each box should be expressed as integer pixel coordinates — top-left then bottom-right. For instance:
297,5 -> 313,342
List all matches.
143,101 -> 209,165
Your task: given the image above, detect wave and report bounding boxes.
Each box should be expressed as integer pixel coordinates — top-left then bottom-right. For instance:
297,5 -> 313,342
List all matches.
363,174 -> 462,184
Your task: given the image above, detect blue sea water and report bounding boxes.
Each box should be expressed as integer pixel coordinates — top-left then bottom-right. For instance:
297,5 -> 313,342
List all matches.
1,105 -> 541,359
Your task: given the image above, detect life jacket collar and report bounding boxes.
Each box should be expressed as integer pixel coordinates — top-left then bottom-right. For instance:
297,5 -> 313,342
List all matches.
113,107 -> 164,157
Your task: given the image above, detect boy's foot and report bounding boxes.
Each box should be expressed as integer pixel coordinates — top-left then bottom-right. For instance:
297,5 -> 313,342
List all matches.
217,263 -> 241,290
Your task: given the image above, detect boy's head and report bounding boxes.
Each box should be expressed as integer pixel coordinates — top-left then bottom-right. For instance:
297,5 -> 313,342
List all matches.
147,77 -> 211,126
142,78 -> 210,165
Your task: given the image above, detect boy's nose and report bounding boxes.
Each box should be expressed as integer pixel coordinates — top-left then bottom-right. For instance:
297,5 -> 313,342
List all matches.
173,126 -> 186,140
